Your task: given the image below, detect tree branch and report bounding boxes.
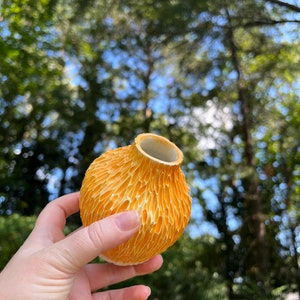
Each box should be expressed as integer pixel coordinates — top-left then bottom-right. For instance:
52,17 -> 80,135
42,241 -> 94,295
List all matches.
266,0 -> 300,13
241,18 -> 300,28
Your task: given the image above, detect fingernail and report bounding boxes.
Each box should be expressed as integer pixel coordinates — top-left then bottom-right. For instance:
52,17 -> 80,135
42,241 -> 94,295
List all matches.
115,211 -> 139,231
146,286 -> 151,298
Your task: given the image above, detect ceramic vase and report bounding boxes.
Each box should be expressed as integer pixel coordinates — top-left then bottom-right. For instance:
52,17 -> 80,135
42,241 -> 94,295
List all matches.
79,133 -> 192,265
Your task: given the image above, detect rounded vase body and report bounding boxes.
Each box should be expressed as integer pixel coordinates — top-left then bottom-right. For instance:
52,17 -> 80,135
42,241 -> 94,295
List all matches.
79,133 -> 192,265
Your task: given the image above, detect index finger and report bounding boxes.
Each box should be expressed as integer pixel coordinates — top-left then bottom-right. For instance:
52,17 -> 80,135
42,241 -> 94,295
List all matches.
33,192 -> 81,241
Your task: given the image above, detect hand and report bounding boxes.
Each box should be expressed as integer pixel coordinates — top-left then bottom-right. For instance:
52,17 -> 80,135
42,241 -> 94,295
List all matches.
0,192 -> 163,300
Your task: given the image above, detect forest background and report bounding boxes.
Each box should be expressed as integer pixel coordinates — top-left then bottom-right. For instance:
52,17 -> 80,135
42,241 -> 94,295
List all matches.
0,0 -> 300,299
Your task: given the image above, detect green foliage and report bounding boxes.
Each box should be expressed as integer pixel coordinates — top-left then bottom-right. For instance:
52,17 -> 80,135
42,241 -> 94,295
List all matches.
0,0 -> 82,214
0,213 -> 79,271
103,233 -> 228,299
0,214 -> 36,270
1,0 -> 300,298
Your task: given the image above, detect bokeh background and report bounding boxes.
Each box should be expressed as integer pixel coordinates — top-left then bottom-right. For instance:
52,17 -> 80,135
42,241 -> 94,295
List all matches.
1,0 -> 300,299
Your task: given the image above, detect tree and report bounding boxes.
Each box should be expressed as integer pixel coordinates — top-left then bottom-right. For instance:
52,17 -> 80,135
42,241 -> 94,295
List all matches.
0,0 -> 79,214
138,0 -> 299,296
1,0 -> 299,297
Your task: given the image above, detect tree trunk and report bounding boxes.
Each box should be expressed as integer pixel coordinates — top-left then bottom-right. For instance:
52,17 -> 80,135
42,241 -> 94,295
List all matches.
225,7 -> 269,287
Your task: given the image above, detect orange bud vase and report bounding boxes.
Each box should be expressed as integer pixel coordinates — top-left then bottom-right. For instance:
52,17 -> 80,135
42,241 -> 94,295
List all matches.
79,133 -> 192,265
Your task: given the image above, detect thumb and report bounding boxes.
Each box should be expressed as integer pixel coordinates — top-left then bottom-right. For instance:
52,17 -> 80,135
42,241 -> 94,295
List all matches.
47,211 -> 139,273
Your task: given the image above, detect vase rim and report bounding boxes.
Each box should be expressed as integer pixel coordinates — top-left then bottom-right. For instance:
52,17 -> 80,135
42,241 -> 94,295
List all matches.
134,133 -> 183,166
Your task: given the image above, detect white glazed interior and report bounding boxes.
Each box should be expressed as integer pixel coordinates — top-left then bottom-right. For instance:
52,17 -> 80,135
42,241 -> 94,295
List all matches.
139,137 -> 179,163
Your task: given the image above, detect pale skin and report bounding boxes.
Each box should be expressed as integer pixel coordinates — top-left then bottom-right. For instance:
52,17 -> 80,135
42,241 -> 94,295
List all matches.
0,192 -> 163,300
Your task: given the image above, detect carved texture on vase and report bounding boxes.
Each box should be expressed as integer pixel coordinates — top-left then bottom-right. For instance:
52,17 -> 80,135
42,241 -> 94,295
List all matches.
80,133 -> 192,265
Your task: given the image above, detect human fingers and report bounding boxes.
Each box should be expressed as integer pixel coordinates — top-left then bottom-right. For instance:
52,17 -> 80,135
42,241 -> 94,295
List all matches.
44,211 -> 140,274
86,255 -> 163,291
23,192 -> 80,249
28,192 -> 80,245
35,192 -> 80,233
93,285 -> 151,300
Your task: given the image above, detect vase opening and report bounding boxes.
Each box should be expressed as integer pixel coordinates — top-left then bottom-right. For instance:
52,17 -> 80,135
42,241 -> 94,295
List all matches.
137,134 -> 182,164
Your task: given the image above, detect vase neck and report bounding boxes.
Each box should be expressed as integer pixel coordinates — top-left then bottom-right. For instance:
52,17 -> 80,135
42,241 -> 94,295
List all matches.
134,133 -> 183,166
